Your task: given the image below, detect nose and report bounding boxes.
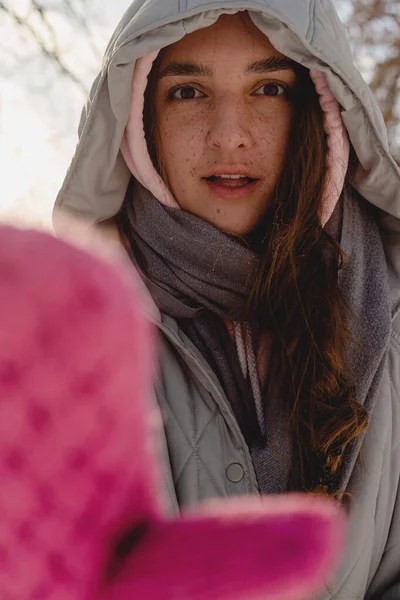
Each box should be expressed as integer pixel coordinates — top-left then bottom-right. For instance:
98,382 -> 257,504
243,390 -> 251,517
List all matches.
206,98 -> 254,151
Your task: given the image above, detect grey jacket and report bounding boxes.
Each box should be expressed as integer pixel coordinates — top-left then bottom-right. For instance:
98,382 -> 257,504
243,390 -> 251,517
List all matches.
54,0 -> 400,598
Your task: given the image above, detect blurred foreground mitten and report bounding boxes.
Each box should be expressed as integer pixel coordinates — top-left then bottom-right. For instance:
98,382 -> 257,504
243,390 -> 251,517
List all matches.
0,226 -> 345,600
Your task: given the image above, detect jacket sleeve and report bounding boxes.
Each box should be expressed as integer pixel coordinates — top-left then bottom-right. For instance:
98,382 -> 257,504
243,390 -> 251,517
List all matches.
370,479 -> 400,599
368,322 -> 400,599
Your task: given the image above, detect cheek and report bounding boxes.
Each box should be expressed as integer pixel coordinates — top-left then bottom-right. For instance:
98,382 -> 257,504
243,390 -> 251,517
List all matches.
159,108 -> 209,166
156,110 -> 209,200
255,104 -> 293,157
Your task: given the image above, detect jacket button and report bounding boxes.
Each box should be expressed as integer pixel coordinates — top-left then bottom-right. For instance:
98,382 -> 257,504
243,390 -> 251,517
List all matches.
226,463 -> 244,483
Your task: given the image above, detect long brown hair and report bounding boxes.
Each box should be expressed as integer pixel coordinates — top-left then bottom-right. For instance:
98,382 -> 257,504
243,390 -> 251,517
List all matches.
247,67 -> 367,496
143,51 -> 368,498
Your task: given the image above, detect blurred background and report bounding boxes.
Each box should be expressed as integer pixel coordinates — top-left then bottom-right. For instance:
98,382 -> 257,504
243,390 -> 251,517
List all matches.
1,0 -> 399,229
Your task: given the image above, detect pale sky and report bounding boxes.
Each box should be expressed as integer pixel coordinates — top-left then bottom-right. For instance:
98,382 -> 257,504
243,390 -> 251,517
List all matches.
0,1 -> 389,231
1,0 -> 130,229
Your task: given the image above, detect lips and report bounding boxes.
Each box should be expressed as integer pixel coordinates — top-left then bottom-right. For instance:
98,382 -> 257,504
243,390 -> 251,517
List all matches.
206,175 -> 257,188
204,175 -> 259,200
202,166 -> 260,198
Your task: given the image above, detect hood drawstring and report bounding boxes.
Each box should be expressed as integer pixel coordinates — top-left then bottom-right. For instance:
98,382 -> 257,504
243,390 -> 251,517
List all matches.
234,322 -> 266,436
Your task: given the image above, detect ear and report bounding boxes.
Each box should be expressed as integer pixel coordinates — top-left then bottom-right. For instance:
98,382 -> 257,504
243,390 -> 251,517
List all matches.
106,495 -> 345,600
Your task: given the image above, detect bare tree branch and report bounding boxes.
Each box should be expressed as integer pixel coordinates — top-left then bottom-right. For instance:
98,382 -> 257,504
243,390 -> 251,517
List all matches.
336,0 -> 400,161
33,0 -> 103,62
2,0 -> 398,160
59,0 -> 103,61
0,0 -> 90,95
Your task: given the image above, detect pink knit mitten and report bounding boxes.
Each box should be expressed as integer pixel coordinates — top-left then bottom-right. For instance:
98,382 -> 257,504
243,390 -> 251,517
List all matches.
0,226 -> 345,600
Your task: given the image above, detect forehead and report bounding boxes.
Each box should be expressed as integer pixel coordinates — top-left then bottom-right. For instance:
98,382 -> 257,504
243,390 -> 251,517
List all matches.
159,12 -> 285,68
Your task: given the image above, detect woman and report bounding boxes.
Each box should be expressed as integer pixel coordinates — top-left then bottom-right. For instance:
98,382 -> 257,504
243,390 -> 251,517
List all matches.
54,2 -> 400,598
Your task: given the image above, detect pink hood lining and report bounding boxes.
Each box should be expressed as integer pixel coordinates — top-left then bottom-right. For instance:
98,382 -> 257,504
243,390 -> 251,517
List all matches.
121,51 -> 178,209
120,53 -> 350,228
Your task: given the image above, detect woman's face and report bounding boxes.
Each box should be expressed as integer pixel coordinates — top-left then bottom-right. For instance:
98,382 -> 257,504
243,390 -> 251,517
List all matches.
154,12 -> 297,236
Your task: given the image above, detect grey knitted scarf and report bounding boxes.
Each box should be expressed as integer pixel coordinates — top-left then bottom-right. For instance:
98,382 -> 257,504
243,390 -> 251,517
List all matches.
118,179 -> 392,496
119,181 -> 259,320
118,180 -> 262,443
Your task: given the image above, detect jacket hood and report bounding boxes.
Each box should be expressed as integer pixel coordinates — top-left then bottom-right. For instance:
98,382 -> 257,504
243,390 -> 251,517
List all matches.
53,0 -> 400,231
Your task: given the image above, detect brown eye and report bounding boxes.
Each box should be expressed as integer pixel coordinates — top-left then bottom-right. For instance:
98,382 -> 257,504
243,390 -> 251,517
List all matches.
254,83 -> 287,97
171,86 -> 203,100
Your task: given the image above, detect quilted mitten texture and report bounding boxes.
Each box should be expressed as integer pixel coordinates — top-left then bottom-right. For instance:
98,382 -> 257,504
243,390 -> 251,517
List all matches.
0,226 -> 345,600
0,226 -> 159,600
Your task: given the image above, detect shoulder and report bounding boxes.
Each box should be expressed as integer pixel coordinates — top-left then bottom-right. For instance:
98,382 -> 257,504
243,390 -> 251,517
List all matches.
379,315 -> 400,476
361,314 -> 400,472
392,310 -> 400,343
378,211 -> 400,316
389,313 -> 400,412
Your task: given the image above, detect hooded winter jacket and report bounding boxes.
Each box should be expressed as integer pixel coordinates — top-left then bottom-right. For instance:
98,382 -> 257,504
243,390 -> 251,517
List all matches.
54,1 -> 400,598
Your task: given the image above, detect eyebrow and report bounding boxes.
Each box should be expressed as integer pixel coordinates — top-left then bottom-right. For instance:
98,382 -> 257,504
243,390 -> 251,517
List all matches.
158,61 -> 213,79
245,56 -> 297,75
157,56 -> 297,80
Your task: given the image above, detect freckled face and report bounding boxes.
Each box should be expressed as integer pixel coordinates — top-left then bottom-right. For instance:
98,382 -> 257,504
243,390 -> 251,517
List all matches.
153,12 -> 296,236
